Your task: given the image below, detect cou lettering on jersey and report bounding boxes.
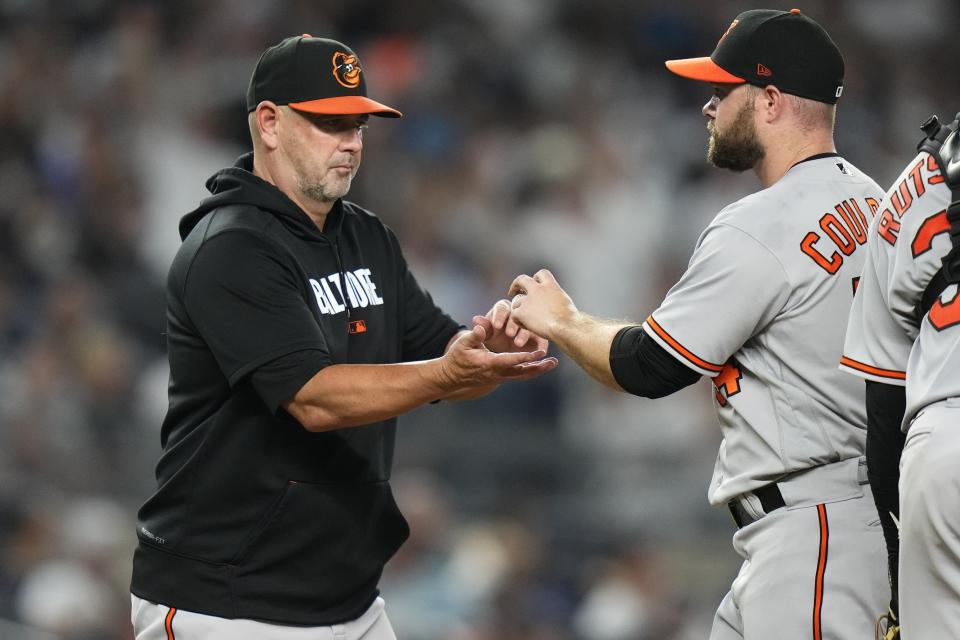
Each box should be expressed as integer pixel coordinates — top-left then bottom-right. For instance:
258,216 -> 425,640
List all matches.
800,197 -> 881,274
309,268 -> 384,315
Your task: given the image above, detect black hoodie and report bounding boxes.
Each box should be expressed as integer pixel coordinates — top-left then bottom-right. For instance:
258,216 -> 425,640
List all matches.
131,153 -> 460,624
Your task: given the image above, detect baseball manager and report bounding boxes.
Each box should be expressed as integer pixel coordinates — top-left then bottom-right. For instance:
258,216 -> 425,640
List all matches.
129,35 -> 556,640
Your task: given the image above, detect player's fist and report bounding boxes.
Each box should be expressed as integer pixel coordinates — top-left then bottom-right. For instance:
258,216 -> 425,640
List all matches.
473,299 -> 548,355
507,269 -> 579,340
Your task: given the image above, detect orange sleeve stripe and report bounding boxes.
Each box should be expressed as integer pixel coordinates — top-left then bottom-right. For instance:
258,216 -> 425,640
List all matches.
812,504 -> 829,640
839,356 -> 906,380
165,607 -> 177,640
646,316 -> 724,373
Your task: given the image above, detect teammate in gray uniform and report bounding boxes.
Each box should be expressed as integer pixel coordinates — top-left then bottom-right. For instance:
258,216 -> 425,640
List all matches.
501,9 -> 889,639
841,115 -> 960,639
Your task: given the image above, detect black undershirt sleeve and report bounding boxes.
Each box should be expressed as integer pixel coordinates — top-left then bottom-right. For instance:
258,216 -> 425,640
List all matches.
865,379 -> 907,613
609,326 -> 701,398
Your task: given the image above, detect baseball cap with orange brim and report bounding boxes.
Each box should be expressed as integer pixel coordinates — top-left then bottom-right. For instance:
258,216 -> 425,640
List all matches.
665,9 -> 844,105
247,35 -> 402,118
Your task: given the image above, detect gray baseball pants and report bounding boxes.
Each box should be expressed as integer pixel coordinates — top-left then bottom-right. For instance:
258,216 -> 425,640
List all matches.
131,595 -> 396,640
899,398 -> 960,639
709,457 -> 888,639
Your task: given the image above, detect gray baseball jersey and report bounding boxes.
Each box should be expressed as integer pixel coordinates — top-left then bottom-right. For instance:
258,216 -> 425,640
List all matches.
643,156 -> 884,506
840,150 -> 958,427
841,147 -> 960,639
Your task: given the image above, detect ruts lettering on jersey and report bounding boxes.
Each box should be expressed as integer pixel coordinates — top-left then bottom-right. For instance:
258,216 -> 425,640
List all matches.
309,268 -> 384,315
841,147 -> 959,410
800,197 -> 879,274
876,155 -> 944,246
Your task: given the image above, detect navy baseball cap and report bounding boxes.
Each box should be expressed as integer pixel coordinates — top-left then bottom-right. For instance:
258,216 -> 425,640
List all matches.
665,9 -> 844,104
247,35 -> 402,117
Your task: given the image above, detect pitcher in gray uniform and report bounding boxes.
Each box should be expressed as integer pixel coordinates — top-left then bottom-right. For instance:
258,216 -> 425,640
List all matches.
502,9 -> 888,639
842,115 -> 960,639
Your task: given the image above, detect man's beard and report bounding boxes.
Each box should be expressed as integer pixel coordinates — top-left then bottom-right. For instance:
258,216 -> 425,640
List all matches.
284,141 -> 356,203
707,101 -> 765,172
297,171 -> 353,203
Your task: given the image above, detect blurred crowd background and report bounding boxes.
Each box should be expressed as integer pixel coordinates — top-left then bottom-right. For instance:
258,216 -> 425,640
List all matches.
1,0 -> 958,638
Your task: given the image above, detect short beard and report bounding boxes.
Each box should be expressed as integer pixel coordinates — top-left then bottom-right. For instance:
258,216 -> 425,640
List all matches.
297,172 -> 352,203
282,138 -> 354,203
707,100 -> 765,172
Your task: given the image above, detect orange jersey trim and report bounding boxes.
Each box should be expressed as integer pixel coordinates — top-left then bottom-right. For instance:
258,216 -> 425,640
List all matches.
165,607 -> 177,640
839,356 -> 906,381
646,316 -> 724,373
813,504 -> 829,640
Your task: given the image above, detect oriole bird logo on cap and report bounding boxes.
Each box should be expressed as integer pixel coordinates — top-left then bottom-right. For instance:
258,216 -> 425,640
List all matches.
718,19 -> 739,45
332,52 -> 362,89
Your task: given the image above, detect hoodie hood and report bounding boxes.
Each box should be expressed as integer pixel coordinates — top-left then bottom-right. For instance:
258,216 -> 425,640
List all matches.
179,152 -> 344,242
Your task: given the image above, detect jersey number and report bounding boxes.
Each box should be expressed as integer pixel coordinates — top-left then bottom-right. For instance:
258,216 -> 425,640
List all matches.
910,209 -> 960,331
929,288 -> 960,331
911,209 -> 949,257
713,360 -> 743,406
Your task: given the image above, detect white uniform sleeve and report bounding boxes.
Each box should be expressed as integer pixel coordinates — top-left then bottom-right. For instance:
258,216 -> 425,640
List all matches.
887,206 -> 952,334
643,223 -> 790,377
840,214 -> 911,386
840,152 -> 952,385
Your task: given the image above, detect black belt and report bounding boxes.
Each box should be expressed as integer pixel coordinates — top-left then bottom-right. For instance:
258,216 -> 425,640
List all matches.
727,482 -> 786,529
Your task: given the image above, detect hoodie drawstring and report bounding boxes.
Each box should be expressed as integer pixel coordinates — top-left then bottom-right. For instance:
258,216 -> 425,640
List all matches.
333,239 -> 352,322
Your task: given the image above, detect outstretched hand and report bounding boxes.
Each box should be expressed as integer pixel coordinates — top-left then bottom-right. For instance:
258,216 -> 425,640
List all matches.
508,269 -> 579,340
441,323 -> 558,389
473,299 -> 548,354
